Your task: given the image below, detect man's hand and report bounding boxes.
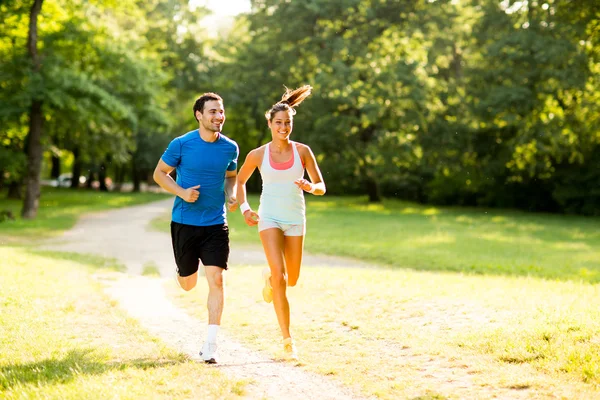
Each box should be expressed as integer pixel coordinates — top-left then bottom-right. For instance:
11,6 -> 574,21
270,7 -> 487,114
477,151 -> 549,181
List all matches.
243,210 -> 260,226
180,185 -> 200,202
227,196 -> 238,212
294,178 -> 313,193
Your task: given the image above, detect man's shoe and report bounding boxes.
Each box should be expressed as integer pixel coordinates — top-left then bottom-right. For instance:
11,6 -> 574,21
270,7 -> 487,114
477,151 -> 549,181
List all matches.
200,342 -> 218,364
283,338 -> 298,361
262,267 -> 273,303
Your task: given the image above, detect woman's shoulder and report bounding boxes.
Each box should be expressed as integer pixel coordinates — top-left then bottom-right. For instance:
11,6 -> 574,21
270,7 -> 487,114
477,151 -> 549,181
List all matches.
247,145 -> 267,161
293,142 -> 313,156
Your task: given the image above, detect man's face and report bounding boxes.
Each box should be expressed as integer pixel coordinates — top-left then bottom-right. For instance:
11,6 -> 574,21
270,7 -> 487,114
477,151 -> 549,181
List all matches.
197,100 -> 225,132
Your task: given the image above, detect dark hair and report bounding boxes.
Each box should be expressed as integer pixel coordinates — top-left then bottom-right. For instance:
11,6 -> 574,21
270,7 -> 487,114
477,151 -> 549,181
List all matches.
193,92 -> 223,121
265,85 -> 312,121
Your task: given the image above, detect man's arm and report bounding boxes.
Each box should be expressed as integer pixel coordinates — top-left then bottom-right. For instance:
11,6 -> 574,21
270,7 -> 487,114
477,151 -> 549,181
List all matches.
153,159 -> 199,203
236,149 -> 260,226
225,169 -> 238,212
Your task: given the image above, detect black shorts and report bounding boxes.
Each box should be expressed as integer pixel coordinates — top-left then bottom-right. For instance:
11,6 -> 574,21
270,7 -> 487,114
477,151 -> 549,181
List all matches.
170,222 -> 230,277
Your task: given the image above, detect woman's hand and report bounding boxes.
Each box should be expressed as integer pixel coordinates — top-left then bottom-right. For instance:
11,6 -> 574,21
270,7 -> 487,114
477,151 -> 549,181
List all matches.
243,210 -> 260,226
294,178 -> 313,193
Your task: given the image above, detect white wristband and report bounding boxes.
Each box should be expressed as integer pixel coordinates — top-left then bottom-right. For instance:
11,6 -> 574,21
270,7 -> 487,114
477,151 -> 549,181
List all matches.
240,202 -> 251,214
308,184 -> 317,194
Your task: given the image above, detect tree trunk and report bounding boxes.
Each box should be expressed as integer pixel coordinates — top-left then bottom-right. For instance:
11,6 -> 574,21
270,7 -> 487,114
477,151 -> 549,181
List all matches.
365,175 -> 382,203
50,154 -> 60,179
71,147 -> 82,189
112,165 -> 124,192
86,170 -> 95,189
132,159 -> 141,192
98,162 -> 108,191
21,0 -> 44,219
22,100 -> 44,218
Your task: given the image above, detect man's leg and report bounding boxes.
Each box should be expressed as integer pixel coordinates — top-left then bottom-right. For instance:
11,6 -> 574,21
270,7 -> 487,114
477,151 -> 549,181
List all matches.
171,222 -> 200,291
198,224 -> 229,363
177,272 -> 198,291
204,266 -> 225,325
200,265 -> 224,364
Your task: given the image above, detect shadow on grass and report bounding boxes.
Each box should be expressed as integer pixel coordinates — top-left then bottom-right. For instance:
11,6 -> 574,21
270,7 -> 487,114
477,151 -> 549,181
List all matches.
25,250 -> 126,272
0,348 -> 185,391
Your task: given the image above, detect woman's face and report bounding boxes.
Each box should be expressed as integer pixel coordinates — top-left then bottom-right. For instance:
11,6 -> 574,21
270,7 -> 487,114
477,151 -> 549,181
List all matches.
268,110 -> 293,141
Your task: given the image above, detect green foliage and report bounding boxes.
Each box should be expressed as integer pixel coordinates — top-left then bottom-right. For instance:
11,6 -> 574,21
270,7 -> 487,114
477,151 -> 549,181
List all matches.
2,0 -> 598,214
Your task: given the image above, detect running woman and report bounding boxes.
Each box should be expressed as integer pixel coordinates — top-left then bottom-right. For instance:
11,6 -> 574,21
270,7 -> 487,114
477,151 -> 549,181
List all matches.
153,92 -> 239,364
236,85 -> 326,360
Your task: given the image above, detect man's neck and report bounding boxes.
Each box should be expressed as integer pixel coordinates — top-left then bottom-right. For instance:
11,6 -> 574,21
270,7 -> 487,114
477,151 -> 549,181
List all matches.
199,127 -> 219,143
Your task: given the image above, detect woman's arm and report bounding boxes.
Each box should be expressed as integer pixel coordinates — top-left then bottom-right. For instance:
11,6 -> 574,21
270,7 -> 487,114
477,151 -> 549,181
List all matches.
296,144 -> 326,195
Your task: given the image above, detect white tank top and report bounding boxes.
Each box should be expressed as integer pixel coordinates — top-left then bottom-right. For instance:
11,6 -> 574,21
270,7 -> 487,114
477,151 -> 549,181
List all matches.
258,142 -> 306,224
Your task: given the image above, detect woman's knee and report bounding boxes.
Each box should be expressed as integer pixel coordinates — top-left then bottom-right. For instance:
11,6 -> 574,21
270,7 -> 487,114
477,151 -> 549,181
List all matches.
286,263 -> 301,286
270,272 -> 287,289
287,277 -> 298,287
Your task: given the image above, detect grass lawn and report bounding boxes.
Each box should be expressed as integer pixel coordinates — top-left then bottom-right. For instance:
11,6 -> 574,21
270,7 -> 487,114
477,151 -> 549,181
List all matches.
169,265 -> 600,399
3,189 -> 599,398
0,247 -> 247,399
0,188 -> 248,399
155,194 -> 600,283
151,194 -> 600,397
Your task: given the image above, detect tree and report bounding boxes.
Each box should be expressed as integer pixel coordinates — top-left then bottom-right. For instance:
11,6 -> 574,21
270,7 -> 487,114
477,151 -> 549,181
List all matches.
21,0 -> 44,218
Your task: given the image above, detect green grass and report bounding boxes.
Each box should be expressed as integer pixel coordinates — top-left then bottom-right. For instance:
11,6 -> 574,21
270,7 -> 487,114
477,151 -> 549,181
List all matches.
153,195 -> 600,283
142,261 -> 161,276
0,246 -> 247,399
0,189 -> 247,398
170,265 -> 600,399
0,187 -> 169,243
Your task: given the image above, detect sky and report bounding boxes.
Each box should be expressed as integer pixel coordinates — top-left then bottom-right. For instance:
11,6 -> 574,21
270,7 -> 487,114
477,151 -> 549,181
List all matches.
188,0 -> 252,35
189,0 -> 252,18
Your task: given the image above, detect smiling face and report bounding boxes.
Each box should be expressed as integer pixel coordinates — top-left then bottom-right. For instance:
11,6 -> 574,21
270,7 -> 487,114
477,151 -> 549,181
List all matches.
268,110 -> 293,141
196,99 -> 225,133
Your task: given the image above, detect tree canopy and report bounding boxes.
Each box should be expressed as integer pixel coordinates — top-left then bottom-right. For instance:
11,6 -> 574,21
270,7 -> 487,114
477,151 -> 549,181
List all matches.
2,0 -> 598,215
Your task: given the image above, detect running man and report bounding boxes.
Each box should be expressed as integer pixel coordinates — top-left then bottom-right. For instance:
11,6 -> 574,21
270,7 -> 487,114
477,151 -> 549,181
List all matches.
153,92 -> 239,364
236,85 -> 326,360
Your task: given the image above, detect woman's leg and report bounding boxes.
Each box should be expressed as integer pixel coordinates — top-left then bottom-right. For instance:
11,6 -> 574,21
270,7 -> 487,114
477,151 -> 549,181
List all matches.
284,235 -> 304,287
259,228 -> 291,339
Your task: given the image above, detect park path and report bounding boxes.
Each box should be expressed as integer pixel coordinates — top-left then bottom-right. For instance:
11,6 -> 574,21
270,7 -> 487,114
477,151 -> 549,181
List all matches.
42,198 -> 371,400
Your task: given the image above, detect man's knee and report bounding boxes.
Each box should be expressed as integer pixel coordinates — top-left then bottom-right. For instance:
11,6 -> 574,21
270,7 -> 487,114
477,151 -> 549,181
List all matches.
178,276 -> 196,291
206,269 -> 224,290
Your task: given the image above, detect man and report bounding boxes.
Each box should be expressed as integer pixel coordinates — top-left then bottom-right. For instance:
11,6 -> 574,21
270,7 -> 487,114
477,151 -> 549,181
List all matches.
153,92 -> 239,364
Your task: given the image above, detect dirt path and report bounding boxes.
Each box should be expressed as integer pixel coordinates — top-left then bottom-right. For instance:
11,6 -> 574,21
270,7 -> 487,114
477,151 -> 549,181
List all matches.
43,199 -> 371,400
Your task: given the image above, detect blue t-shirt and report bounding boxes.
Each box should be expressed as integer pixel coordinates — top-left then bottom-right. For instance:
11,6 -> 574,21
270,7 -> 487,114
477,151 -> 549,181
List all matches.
161,130 -> 239,226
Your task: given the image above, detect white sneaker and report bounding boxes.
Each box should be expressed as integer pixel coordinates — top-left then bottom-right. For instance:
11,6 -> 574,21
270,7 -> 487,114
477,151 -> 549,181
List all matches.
200,342 -> 218,364
283,338 -> 298,361
262,267 -> 273,303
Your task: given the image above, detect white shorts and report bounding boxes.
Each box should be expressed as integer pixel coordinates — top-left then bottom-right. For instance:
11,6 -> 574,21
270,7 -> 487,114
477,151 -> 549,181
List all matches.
258,218 -> 305,236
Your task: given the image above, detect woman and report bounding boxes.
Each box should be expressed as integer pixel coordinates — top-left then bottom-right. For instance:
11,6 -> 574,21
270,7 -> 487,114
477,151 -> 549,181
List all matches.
236,85 -> 326,360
